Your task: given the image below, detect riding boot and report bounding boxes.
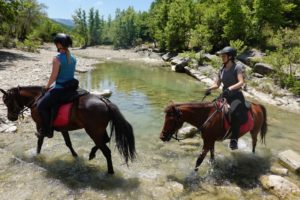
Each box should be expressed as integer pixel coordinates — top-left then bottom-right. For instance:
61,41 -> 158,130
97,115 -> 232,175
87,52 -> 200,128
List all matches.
38,109 -> 54,138
229,116 -> 240,150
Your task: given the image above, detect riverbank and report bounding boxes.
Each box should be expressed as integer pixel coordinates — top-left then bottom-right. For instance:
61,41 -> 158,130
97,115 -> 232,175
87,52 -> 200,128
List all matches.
0,44 -> 300,126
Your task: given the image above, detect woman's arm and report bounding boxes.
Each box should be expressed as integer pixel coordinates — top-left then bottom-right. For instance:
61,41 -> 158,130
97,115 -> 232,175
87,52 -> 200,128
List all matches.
46,57 -> 60,89
228,72 -> 244,91
208,78 -> 221,91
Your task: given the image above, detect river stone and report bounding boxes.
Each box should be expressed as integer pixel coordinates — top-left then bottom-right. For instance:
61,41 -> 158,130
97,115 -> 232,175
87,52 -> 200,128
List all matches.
270,166 -> 288,176
90,89 -> 112,98
4,126 -> 17,133
178,126 -> 199,139
216,186 -> 242,198
259,175 -> 300,199
278,149 -> 300,172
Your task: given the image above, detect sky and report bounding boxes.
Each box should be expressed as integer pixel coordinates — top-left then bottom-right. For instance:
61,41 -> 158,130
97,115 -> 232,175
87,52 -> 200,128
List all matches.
37,0 -> 154,20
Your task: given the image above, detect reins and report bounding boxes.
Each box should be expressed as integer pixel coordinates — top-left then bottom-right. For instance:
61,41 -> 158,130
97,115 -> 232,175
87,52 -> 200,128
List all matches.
170,97 -> 227,142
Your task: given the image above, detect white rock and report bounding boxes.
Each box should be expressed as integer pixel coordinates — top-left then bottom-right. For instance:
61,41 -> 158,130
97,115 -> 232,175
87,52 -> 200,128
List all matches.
259,175 -> 300,199
278,149 -> 300,172
178,126 -> 199,138
90,89 -> 112,98
270,166 -> 289,176
4,125 -> 17,133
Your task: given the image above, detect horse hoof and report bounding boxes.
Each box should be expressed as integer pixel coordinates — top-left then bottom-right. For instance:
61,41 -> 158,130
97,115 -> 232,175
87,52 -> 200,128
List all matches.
89,154 -> 95,160
194,168 -> 198,172
108,171 -> 114,175
72,153 -> 78,158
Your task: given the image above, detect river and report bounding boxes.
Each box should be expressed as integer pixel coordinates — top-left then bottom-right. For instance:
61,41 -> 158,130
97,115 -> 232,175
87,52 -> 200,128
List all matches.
0,61 -> 299,199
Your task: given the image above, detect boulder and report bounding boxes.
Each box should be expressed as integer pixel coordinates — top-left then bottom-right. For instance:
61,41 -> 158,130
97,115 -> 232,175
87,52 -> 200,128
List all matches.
253,63 -> 275,75
259,175 -> 300,199
170,57 -> 190,73
162,52 -> 176,61
278,149 -> 300,172
178,126 -> 199,138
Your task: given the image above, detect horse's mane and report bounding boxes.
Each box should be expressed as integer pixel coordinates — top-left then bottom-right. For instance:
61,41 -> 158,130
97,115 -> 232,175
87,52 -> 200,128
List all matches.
164,101 -> 214,112
8,86 -> 44,93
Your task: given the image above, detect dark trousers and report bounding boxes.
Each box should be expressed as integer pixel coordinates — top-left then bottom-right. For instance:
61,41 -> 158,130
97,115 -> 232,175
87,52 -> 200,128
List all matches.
37,88 -> 65,131
226,91 -> 247,140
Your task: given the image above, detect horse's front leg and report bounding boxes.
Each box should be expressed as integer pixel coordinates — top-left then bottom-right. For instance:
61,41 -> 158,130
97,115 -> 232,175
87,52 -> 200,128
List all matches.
37,136 -> 44,154
61,131 -> 78,157
194,147 -> 209,171
210,144 -> 215,163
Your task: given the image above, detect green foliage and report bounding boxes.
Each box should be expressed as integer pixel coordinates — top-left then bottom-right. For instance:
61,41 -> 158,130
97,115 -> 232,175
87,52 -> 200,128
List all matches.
16,34 -> 41,52
189,24 -> 213,51
164,0 -> 193,51
112,7 -> 137,48
229,40 -> 247,55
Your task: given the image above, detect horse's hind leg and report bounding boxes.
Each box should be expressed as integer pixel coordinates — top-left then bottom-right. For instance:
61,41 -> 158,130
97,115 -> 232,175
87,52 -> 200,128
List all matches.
37,136 -> 45,154
99,144 -> 114,174
250,131 -> 258,154
61,131 -> 78,157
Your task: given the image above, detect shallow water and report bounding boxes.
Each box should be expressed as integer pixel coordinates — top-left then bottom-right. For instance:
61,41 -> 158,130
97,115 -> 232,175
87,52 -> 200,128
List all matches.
0,61 -> 300,199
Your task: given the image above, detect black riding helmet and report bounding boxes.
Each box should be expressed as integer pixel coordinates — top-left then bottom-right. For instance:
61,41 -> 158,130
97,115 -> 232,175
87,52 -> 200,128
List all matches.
217,46 -> 237,59
53,33 -> 72,48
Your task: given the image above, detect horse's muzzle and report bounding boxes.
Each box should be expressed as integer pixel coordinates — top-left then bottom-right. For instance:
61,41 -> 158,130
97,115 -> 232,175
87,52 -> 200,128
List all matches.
160,132 -> 172,142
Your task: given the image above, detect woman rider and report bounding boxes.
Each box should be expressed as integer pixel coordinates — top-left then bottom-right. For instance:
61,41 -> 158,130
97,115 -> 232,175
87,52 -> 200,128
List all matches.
37,33 -> 77,138
205,46 -> 247,150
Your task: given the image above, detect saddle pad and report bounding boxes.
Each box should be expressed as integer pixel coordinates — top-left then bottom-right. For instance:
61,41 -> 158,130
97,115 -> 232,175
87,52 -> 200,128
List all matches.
224,111 -> 254,134
53,103 -> 72,127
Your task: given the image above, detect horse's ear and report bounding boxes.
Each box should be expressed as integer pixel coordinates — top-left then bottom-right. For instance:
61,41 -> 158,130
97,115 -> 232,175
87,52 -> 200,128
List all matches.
0,88 -> 7,95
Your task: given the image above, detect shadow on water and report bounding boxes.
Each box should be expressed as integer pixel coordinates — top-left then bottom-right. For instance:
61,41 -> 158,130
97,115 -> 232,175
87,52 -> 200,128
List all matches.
168,151 -> 272,190
12,154 -> 139,191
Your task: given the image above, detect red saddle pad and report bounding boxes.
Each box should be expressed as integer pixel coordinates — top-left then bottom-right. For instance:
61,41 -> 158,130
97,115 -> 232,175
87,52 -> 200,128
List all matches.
53,103 -> 72,127
224,111 -> 254,134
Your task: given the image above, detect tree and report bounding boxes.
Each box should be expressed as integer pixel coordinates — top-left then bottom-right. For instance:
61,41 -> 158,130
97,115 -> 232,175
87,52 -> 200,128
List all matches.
15,0 -> 46,41
164,0 -> 193,51
73,8 -> 88,47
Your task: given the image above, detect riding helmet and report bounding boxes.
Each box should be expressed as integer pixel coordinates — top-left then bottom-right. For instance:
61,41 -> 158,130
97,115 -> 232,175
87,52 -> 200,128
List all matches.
53,33 -> 73,48
217,46 -> 237,58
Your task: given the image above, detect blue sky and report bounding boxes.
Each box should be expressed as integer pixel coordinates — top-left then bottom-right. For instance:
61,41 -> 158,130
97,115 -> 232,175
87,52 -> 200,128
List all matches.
37,0 -> 154,20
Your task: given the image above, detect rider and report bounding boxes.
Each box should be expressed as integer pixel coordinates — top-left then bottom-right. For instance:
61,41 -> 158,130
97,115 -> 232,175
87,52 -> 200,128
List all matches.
37,33 -> 77,138
205,46 -> 247,150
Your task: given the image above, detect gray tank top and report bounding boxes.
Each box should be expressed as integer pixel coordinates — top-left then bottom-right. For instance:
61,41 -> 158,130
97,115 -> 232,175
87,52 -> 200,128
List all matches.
219,63 -> 243,91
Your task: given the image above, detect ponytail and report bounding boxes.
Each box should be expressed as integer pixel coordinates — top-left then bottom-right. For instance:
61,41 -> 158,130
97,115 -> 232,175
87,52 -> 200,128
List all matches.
66,48 -> 72,64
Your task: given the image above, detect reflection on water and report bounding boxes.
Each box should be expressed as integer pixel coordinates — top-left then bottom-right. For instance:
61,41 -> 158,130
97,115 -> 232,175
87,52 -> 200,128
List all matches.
0,61 -> 300,199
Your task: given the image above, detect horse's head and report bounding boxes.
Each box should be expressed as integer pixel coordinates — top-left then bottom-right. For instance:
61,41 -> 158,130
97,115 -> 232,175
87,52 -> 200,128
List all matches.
160,104 -> 184,142
0,87 -> 24,121
0,86 -> 43,121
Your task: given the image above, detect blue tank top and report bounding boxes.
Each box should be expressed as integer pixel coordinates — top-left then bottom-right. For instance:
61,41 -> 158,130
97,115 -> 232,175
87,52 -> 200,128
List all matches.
55,52 -> 76,89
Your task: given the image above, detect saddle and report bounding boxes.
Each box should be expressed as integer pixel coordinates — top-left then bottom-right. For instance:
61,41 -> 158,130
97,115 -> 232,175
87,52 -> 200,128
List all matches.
51,88 -> 89,127
217,99 -> 254,136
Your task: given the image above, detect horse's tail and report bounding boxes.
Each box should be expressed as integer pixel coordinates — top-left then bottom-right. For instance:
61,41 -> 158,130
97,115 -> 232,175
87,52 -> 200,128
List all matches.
260,104 -> 268,144
105,100 -> 136,164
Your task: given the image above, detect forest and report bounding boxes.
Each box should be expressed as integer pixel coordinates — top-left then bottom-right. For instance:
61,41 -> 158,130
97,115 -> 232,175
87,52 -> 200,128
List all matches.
0,0 -> 299,94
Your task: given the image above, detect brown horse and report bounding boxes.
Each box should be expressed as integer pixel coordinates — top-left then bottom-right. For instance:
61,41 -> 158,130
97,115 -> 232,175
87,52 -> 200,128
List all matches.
159,98 -> 267,171
0,86 -> 136,174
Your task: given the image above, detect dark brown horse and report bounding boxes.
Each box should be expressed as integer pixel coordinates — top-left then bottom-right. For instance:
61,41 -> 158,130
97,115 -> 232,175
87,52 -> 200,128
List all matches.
160,98 -> 267,171
0,86 -> 136,174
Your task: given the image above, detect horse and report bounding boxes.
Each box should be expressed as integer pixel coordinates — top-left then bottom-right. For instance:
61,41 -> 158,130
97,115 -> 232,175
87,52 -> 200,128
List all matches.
159,98 -> 267,171
0,86 -> 136,174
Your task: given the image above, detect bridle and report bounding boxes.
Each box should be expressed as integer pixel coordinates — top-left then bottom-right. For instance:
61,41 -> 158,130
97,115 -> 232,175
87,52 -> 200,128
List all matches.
162,106 -> 184,141
163,98 -> 227,142
3,87 -> 36,119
